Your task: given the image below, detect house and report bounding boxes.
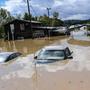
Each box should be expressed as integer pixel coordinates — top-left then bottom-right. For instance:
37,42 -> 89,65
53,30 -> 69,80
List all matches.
4,19 -> 61,40
4,19 -> 43,40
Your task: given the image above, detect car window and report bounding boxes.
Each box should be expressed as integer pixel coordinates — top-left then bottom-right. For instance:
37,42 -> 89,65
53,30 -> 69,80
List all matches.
5,53 -> 17,62
37,50 -> 65,60
5,53 -> 21,62
35,49 -> 42,57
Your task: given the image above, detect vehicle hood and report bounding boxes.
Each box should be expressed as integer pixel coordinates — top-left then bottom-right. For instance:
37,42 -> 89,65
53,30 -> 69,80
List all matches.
35,58 -> 63,64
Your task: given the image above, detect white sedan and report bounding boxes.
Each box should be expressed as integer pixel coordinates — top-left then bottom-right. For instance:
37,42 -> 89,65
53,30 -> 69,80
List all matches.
34,45 -> 73,63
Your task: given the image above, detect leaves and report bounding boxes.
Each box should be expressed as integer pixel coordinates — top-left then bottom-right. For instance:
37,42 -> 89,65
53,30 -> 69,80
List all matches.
23,12 -> 32,20
53,12 -> 59,19
0,8 -> 14,26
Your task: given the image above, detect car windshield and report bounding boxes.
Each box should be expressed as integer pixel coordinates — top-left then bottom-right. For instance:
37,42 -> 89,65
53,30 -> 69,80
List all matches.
37,50 -> 65,60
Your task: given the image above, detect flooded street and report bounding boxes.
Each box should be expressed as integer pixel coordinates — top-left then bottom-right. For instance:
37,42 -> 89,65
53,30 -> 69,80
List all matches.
0,34 -> 90,90
0,36 -> 67,56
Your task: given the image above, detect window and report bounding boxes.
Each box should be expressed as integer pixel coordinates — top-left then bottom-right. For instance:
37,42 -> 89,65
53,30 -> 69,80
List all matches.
20,24 -> 25,31
37,50 -> 65,60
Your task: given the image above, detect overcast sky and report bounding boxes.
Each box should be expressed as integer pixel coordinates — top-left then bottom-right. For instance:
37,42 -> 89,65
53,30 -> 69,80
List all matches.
0,0 -> 90,20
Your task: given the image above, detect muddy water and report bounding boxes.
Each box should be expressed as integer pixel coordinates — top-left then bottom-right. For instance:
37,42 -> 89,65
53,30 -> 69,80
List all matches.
0,36 -> 67,56
68,38 -> 90,46
0,36 -> 90,90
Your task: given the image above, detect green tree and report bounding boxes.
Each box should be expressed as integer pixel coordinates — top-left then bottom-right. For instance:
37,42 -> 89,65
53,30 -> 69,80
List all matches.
23,12 -> 32,20
39,14 -> 50,26
0,8 -> 14,38
0,8 -> 14,24
53,12 -> 59,19
52,12 -> 63,26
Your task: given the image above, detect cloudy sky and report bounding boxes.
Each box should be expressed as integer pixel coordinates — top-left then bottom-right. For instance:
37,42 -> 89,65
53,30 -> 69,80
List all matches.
0,0 -> 90,20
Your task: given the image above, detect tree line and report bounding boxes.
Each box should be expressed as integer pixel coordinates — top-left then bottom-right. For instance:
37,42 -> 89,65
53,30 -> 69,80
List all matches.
0,8 -> 63,38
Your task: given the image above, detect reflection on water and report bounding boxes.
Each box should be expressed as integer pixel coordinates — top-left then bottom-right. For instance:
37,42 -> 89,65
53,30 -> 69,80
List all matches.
0,36 -> 67,56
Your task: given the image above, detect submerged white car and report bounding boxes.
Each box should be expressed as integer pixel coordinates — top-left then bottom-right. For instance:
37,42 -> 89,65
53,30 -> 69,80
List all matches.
34,45 -> 73,63
0,52 -> 22,63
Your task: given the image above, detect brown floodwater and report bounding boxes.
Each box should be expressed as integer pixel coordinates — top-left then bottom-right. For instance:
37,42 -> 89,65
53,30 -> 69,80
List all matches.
0,36 -> 90,90
0,36 -> 67,56
68,38 -> 90,46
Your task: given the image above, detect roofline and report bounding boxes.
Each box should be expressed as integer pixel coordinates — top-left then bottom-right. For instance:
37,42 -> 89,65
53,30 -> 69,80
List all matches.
4,19 -> 41,26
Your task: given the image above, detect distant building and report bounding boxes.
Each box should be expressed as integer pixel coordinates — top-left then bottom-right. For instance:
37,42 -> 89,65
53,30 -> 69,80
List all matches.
4,19 -> 43,40
4,19 -> 62,40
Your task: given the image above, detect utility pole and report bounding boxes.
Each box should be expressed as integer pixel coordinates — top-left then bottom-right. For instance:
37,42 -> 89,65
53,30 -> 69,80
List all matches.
47,8 -> 51,39
47,8 -> 51,18
27,0 -> 31,22
26,0 -> 33,38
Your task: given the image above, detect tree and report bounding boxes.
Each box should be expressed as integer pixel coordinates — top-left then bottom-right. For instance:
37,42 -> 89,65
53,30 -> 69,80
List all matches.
0,8 -> 14,25
0,8 -> 14,38
52,12 -> 63,26
23,12 -> 32,20
38,14 -> 50,26
53,12 -> 59,19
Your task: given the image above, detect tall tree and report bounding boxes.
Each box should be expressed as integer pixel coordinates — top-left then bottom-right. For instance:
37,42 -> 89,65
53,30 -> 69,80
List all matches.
0,8 -> 14,38
38,14 -> 50,26
0,8 -> 14,25
52,12 -> 63,26
23,12 -> 32,20
53,12 -> 59,19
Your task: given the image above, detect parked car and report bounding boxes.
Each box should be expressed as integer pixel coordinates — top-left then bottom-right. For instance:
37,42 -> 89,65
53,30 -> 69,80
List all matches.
0,52 -> 22,63
34,45 -> 73,63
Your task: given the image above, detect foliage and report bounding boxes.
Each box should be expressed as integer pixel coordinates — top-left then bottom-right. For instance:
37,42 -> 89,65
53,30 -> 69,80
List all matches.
53,12 -> 59,19
38,14 -> 50,26
0,8 -> 14,25
52,18 -> 63,26
23,12 -> 32,20
64,19 -> 90,26
23,11 -> 63,26
38,12 -> 63,26
0,8 -> 14,38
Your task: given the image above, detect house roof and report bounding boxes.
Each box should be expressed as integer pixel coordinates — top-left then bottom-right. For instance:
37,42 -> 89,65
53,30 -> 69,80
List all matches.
4,19 -> 41,25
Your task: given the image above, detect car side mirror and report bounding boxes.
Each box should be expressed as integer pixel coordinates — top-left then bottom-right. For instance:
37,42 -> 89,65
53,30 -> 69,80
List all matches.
34,56 -> 37,59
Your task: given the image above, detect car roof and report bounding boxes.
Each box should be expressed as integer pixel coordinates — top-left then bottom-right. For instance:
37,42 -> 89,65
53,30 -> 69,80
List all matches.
43,45 -> 68,50
0,52 -> 16,57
